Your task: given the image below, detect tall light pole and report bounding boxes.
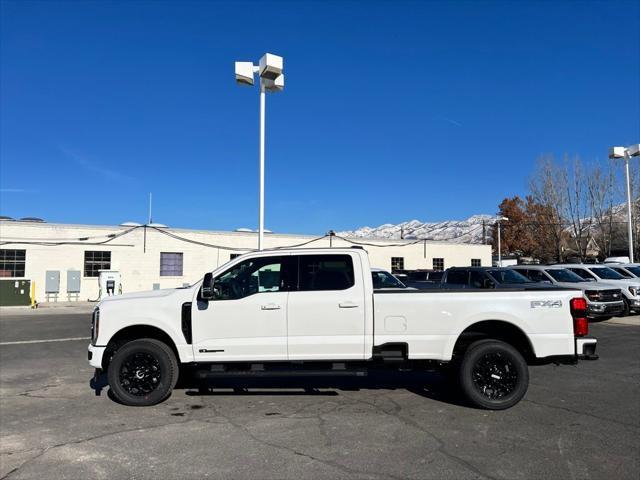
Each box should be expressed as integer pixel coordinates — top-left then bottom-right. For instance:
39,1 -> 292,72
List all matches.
235,54 -> 284,250
609,144 -> 640,262
496,216 -> 509,267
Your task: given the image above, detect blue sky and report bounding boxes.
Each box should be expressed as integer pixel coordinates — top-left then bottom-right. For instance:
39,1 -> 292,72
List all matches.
1,0 -> 639,234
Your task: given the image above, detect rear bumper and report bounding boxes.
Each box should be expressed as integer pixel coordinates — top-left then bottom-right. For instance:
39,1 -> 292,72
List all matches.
88,344 -> 106,369
576,337 -> 598,360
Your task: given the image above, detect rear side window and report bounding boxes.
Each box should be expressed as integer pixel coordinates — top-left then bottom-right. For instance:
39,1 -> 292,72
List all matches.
298,255 -> 354,291
446,270 -> 469,285
527,270 -> 549,282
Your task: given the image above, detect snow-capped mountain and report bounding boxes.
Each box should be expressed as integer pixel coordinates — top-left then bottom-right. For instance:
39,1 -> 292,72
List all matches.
337,215 -> 495,244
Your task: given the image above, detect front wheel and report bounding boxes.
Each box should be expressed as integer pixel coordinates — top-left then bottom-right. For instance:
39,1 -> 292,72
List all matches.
107,338 -> 178,406
458,339 -> 529,410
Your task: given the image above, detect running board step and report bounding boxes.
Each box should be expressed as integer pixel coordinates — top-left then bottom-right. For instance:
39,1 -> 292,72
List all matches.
195,369 -> 368,380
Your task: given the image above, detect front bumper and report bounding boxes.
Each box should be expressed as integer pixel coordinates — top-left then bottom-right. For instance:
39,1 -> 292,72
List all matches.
576,337 -> 598,360
587,301 -> 624,317
88,344 -> 106,369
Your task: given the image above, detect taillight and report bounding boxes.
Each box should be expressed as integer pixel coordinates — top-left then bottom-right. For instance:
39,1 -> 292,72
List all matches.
570,297 -> 588,337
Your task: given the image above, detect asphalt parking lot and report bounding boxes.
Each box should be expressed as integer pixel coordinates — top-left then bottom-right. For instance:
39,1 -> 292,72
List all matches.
1,309 -> 638,480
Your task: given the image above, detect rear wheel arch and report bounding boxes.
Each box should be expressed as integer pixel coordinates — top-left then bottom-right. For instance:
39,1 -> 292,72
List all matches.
452,320 -> 536,364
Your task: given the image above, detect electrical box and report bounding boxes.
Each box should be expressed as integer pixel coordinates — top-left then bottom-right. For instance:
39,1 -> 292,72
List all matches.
0,280 -> 31,306
45,271 -> 60,293
67,270 -> 81,293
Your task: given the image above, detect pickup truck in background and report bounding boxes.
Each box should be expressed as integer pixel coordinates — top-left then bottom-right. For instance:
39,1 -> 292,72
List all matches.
439,267 -> 553,290
509,265 -> 624,320
88,248 -> 597,410
557,264 -> 640,315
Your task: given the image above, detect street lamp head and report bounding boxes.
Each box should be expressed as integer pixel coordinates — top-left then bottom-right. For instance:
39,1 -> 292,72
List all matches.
609,146 -> 627,159
627,144 -> 640,157
235,61 -> 255,86
259,53 -> 283,80
263,74 -> 284,92
497,216 -> 509,221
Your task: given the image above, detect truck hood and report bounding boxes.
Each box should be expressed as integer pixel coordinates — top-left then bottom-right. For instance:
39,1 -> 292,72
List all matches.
99,287 -> 183,305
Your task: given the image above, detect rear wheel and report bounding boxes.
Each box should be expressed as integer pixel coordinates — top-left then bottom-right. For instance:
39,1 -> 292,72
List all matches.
107,338 -> 178,406
458,339 -> 529,410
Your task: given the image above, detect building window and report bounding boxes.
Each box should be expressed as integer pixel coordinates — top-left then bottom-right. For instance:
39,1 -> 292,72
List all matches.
432,258 -> 444,271
160,252 -> 183,276
0,249 -> 26,278
471,259 -> 481,267
391,257 -> 404,272
230,253 -> 241,260
84,251 -> 111,277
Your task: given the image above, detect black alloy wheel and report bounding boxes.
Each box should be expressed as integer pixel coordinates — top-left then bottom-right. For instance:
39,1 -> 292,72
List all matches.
458,339 -> 529,410
107,338 -> 178,406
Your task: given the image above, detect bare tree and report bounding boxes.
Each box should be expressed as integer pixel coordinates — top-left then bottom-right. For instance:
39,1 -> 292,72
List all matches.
529,156 -> 567,262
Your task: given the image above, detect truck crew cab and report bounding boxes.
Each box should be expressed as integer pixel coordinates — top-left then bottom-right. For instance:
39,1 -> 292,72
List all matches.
88,248 -> 597,410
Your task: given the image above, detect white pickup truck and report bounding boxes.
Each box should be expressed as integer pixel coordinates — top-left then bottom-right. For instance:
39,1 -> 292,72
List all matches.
88,248 -> 597,409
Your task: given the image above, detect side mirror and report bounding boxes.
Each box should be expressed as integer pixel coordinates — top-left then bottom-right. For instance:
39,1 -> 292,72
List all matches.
200,272 -> 215,300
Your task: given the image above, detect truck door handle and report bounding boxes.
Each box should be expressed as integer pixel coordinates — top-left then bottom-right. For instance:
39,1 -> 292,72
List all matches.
261,303 -> 281,310
339,301 -> 359,308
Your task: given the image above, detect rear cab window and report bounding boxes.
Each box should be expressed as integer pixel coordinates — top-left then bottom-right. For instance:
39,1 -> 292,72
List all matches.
296,254 -> 355,291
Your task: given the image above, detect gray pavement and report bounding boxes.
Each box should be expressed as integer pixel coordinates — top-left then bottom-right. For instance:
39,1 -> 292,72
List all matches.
0,311 -> 638,479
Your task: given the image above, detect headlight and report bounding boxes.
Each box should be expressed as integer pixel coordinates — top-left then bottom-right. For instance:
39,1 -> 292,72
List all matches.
585,290 -> 601,301
629,286 -> 639,297
91,308 -> 100,344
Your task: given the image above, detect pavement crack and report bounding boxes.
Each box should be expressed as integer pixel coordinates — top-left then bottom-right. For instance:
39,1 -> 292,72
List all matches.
0,419 -> 198,480
523,398 -> 640,431
202,407 -> 404,480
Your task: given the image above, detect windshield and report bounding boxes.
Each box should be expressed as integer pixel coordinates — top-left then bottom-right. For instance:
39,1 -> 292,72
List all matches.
589,267 -> 625,280
625,266 -> 640,277
372,270 -> 406,289
487,269 -> 531,284
545,269 -> 587,283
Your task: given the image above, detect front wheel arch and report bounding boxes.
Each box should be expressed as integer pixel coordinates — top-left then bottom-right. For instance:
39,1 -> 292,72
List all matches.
104,325 -> 180,370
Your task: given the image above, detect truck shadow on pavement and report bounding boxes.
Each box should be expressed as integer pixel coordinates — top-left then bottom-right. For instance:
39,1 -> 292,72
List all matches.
91,370 -> 468,408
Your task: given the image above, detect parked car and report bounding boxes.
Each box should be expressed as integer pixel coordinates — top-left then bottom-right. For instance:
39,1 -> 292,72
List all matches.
555,264 -> 640,315
396,269 -> 445,289
509,265 -> 624,320
441,267 -> 553,290
371,268 -> 412,290
88,248 -> 597,410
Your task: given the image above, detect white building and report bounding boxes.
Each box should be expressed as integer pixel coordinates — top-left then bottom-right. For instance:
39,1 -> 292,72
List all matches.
0,220 -> 491,304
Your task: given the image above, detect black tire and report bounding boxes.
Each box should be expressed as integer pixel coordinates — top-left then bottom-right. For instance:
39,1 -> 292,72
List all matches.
107,338 -> 179,406
458,339 -> 529,410
620,299 -> 630,317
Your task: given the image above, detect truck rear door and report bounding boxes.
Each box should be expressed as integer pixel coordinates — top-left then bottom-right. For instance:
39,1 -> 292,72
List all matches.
287,253 -> 366,360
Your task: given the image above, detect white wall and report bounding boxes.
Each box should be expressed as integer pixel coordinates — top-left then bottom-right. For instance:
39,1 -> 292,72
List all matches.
0,221 -> 492,303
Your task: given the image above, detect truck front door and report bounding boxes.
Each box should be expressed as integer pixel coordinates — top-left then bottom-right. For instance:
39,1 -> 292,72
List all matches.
191,254 -> 291,362
287,253 -> 366,360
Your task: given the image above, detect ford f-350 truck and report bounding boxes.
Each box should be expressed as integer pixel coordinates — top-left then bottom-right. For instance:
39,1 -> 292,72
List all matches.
88,248 -> 597,409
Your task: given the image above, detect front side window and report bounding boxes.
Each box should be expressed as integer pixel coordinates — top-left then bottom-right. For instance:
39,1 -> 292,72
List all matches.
160,252 -> 183,276
527,269 -> 551,283
470,271 -> 486,288
0,249 -> 26,278
213,256 -> 285,300
624,266 -> 640,277
569,268 -> 596,280
589,267 -> 625,280
546,269 -> 587,283
391,257 -> 404,272
298,255 -> 354,291
471,259 -> 481,267
84,251 -> 111,277
432,258 -> 444,271
609,267 -> 633,278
